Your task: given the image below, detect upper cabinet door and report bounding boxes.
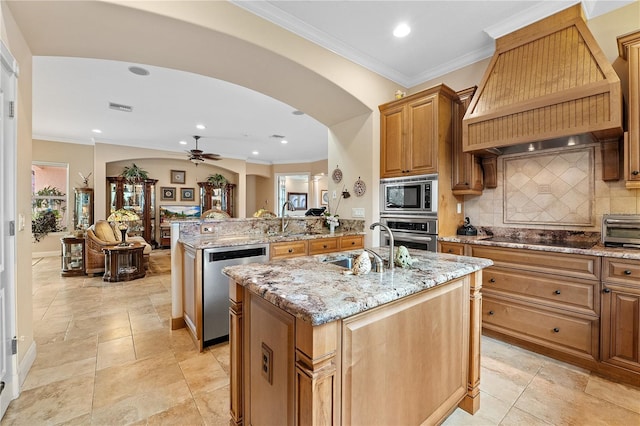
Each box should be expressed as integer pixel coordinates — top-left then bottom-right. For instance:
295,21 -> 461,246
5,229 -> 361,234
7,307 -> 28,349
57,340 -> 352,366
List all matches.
406,94 -> 437,176
619,32 -> 640,188
380,103 -> 405,178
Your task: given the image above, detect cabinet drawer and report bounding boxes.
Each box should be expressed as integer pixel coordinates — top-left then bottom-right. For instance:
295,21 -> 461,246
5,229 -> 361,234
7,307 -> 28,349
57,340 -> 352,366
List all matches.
270,241 -> 308,259
340,235 -> 364,250
309,237 -> 340,254
602,258 -> 640,287
483,298 -> 598,358
483,267 -> 598,316
440,242 -> 464,255
469,245 -> 600,280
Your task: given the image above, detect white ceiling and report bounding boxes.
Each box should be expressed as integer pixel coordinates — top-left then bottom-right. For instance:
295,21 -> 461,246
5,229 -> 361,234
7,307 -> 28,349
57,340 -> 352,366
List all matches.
31,0 -> 633,165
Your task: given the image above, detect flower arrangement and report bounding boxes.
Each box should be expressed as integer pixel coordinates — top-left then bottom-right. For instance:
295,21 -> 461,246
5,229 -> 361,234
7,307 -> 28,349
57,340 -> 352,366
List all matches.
325,215 -> 339,228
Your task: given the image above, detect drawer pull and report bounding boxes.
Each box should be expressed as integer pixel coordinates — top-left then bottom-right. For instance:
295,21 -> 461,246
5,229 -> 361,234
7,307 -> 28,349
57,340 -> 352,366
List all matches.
624,270 -> 632,275
553,328 -> 560,333
323,244 -> 328,249
554,290 -> 561,295
351,241 -> 356,245
447,249 -> 453,253
633,170 -> 640,176
288,248 -> 294,253
488,310 -> 494,315
603,288 -> 611,293
489,278 -> 495,283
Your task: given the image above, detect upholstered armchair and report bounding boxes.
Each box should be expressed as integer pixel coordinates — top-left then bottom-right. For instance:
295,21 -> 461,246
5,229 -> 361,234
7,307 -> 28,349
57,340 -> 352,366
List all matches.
85,220 -> 152,275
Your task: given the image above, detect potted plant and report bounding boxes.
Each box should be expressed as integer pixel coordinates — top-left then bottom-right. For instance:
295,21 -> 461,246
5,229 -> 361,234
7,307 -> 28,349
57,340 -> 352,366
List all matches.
32,186 -> 66,242
120,163 -> 149,183
207,173 -> 227,188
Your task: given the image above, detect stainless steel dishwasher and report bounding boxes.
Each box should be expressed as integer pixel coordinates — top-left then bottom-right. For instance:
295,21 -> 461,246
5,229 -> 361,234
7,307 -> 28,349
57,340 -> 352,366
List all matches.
202,243 -> 269,346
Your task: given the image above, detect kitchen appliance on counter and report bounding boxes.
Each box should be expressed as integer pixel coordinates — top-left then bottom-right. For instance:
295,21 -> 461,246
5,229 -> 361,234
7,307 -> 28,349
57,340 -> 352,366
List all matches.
380,215 -> 438,252
380,174 -> 438,215
602,214 -> 640,249
457,217 -> 478,236
202,243 -> 269,346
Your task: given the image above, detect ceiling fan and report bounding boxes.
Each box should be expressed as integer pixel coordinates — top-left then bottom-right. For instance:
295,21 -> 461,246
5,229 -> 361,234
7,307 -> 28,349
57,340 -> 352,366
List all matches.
186,135 -> 221,165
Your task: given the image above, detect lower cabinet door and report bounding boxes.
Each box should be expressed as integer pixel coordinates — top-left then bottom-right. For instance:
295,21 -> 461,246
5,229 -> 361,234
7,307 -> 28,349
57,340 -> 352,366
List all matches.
601,284 -> 640,373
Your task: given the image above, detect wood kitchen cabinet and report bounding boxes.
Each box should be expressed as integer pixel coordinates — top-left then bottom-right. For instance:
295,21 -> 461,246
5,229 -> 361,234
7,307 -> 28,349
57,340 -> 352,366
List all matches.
182,244 -> 203,351
451,87 -> 484,195
271,235 -> 364,259
439,241 -> 465,255
379,84 -> 458,178
618,31 -> 640,188
601,258 -> 640,375
470,245 -> 601,369
270,240 -> 308,259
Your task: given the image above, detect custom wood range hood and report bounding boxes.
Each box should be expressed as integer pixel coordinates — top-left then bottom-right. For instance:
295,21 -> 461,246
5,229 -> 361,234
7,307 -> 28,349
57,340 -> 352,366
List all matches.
462,5 -> 623,157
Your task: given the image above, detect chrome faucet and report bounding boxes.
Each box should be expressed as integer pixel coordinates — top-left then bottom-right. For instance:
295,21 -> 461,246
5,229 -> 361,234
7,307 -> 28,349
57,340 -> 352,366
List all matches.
365,248 -> 385,272
370,222 -> 394,270
281,201 -> 294,233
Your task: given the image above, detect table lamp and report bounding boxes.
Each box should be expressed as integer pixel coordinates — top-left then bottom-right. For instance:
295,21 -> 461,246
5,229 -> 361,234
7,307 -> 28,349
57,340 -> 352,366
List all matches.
107,208 -> 140,246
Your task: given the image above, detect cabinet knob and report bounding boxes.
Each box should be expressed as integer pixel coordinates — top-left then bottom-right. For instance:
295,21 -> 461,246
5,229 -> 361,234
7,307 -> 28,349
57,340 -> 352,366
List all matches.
288,248 -> 293,253
447,249 -> 453,253
553,327 -> 560,333
323,244 -> 327,249
351,241 -> 356,245
603,288 -> 611,293
554,290 -> 561,295
624,270 -> 632,275
632,170 -> 640,176
488,310 -> 494,315
489,278 -> 495,283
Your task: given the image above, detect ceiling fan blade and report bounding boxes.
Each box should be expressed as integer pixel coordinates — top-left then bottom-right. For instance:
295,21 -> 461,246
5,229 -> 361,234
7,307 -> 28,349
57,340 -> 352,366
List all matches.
202,153 -> 221,160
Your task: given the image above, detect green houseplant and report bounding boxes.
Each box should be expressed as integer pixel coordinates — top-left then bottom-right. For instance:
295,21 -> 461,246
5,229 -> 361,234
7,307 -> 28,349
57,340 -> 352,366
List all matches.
32,186 -> 66,242
120,163 -> 149,183
207,173 -> 227,188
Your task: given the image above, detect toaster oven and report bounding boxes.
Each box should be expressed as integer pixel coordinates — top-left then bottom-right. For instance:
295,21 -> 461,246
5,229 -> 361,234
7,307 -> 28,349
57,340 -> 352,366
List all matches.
602,214 -> 640,249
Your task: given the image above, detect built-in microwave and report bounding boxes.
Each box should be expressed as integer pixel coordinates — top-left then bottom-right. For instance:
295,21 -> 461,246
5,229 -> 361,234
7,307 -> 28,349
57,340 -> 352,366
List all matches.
602,214 -> 640,249
380,174 -> 438,215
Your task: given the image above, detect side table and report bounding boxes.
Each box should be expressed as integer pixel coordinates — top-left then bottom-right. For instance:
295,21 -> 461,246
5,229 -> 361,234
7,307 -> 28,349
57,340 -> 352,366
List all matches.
102,243 -> 146,282
61,236 -> 85,276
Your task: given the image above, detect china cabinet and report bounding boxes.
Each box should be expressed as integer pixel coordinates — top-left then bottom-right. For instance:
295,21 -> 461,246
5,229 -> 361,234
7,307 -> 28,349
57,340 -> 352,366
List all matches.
107,176 -> 158,245
60,236 -> 85,276
198,182 -> 235,216
73,187 -> 93,231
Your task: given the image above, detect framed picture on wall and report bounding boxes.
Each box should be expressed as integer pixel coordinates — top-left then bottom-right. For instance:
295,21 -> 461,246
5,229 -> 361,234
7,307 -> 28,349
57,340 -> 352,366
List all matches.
287,192 -> 307,211
181,187 -> 195,201
161,187 -> 176,201
170,170 -> 186,184
321,190 -> 329,205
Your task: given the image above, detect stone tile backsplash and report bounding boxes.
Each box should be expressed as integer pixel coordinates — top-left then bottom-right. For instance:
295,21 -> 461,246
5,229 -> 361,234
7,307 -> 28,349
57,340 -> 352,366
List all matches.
464,143 -> 640,232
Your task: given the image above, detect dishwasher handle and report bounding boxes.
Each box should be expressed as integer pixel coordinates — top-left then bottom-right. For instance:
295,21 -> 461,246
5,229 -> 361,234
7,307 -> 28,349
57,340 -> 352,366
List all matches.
208,247 -> 267,262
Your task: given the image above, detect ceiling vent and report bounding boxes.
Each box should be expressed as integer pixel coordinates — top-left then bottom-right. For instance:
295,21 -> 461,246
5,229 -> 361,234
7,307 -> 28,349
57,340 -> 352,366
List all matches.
109,102 -> 133,113
462,4 -> 622,155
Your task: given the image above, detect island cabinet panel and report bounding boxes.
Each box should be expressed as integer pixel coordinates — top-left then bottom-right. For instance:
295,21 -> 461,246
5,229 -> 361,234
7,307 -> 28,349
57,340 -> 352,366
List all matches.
471,245 -> 601,368
341,277 -> 470,425
271,240 -> 308,259
246,294 -> 296,426
339,234 -> 364,250
601,258 -> 640,377
308,237 -> 340,255
182,245 -> 203,351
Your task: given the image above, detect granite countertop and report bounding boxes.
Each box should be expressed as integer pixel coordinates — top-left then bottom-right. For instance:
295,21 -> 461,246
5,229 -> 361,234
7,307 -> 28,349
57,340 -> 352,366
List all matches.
180,230 -> 364,249
439,235 -> 640,260
222,247 -> 493,326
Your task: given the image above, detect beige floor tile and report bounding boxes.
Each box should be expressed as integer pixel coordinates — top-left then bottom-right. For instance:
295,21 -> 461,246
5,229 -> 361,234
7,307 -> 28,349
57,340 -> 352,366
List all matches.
132,328 -> 175,360
193,385 -> 232,426
22,356 -> 96,391
585,374 -> 640,414
209,341 -> 231,375
142,398 -> 206,426
3,373 -> 94,425
31,335 -> 98,370
129,312 -> 164,334
97,335 -> 136,370
480,355 -> 537,405
179,352 -> 229,395
499,406 -> 551,425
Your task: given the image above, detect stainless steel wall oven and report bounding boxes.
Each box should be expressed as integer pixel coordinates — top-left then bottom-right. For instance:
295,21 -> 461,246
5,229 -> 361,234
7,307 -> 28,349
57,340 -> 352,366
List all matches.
380,215 -> 438,252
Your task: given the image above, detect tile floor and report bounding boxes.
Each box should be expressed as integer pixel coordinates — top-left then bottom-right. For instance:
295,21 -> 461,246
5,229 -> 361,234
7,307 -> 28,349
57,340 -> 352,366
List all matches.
2,252 -> 640,425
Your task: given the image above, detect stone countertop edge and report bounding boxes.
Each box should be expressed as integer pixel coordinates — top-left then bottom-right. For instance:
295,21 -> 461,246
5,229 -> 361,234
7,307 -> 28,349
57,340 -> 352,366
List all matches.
438,235 -> 640,260
222,249 -> 493,326
180,230 -> 365,249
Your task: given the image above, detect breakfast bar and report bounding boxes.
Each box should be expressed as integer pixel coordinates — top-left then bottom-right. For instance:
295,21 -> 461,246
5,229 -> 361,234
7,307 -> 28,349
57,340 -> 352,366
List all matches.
223,249 -> 492,425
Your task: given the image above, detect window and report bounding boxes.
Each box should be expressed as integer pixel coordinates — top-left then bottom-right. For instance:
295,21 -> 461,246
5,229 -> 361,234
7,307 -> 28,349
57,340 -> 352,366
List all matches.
32,162 -> 69,237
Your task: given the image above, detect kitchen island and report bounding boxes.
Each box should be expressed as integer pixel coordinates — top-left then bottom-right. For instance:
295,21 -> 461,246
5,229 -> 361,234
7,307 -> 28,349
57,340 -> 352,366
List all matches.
223,249 -> 492,425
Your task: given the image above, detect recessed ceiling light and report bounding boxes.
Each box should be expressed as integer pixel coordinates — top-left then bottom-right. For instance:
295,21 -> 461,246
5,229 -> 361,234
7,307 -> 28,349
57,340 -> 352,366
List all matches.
179,140 -> 187,145
128,66 -> 150,76
393,23 -> 411,38
196,124 -> 206,130
252,151 -> 259,155
292,110 -> 304,116
92,129 -> 102,134
281,139 -> 288,144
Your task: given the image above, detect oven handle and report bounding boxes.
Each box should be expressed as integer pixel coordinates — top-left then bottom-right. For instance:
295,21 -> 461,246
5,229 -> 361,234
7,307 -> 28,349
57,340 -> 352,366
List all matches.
388,231 -> 435,242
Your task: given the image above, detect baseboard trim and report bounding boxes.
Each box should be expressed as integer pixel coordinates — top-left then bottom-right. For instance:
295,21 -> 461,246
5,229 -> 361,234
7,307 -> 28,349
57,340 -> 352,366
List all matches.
171,316 -> 185,330
18,340 -> 37,388
32,250 -> 59,258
